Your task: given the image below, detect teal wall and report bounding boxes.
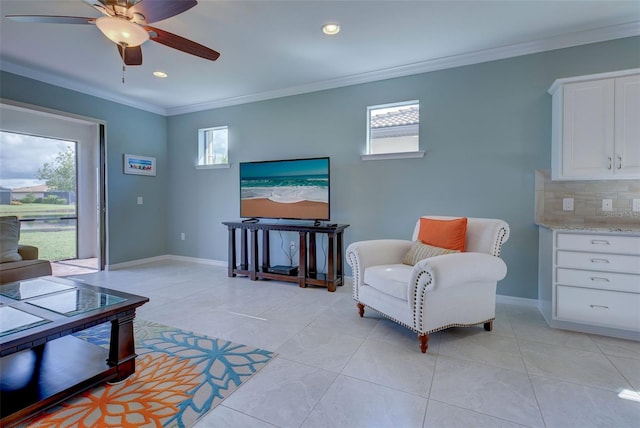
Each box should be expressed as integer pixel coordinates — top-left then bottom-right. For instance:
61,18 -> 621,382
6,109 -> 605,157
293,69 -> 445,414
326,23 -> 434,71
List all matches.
0,72 -> 168,265
1,36 -> 638,298
166,36 -> 640,299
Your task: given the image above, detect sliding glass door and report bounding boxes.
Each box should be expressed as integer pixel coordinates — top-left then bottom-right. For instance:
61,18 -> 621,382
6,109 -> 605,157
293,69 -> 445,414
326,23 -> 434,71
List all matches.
0,131 -> 78,261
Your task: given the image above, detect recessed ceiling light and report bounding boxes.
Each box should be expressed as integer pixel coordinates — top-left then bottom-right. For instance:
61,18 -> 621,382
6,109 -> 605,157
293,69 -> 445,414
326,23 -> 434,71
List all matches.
322,23 -> 340,35
153,71 -> 168,78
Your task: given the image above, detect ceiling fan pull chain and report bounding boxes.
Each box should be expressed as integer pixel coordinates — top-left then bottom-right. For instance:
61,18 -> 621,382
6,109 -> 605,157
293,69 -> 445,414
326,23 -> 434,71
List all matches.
120,46 -> 126,84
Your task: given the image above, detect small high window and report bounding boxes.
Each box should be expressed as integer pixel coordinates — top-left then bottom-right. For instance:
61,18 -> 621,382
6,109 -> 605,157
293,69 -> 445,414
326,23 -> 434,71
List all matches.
364,101 -> 423,160
196,126 -> 229,169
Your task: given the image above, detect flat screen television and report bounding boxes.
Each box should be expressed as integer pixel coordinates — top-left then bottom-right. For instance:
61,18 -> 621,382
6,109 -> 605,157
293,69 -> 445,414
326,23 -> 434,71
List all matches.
240,157 -> 330,221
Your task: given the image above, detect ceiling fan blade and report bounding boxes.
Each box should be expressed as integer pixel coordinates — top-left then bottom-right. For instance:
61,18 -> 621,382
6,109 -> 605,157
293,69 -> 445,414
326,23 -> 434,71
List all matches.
130,0 -> 197,24
117,45 -> 143,65
5,15 -> 96,24
144,25 -> 219,61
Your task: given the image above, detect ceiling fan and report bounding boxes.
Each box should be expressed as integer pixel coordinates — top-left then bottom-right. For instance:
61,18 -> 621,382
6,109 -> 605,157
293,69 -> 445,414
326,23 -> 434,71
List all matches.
6,0 -> 220,67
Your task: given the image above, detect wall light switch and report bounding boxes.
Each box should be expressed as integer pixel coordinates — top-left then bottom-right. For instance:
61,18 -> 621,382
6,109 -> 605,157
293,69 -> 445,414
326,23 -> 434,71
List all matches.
137,196 -> 143,205
633,199 -> 640,212
602,199 -> 613,212
562,198 -> 574,211
180,233 -> 186,241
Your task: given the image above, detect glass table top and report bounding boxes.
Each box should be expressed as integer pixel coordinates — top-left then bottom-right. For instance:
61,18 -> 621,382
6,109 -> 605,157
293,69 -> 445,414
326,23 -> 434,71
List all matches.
0,306 -> 50,337
26,289 -> 127,317
0,278 -> 74,300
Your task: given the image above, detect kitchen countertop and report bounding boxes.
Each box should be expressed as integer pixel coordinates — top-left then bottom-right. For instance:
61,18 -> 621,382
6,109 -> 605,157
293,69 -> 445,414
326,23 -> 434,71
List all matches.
536,221 -> 640,233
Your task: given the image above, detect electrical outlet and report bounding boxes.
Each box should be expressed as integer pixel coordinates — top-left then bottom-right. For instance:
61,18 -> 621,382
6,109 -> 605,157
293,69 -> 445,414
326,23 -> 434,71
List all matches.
180,232 -> 185,241
137,196 -> 143,205
562,198 -> 574,211
633,199 -> 640,212
602,199 -> 613,212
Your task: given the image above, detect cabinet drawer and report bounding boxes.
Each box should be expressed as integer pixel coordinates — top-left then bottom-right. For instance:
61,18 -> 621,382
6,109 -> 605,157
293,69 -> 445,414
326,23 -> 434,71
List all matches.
556,233 -> 640,255
556,251 -> 640,274
556,268 -> 640,293
556,286 -> 640,331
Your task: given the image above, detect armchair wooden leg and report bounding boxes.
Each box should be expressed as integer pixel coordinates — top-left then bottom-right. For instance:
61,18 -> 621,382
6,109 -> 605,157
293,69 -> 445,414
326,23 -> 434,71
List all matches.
357,303 -> 365,317
484,321 -> 493,331
418,334 -> 429,353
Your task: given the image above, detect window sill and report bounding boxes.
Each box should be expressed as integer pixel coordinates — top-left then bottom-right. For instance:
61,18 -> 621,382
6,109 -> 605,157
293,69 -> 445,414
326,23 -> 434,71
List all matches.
361,151 -> 425,161
194,163 -> 230,170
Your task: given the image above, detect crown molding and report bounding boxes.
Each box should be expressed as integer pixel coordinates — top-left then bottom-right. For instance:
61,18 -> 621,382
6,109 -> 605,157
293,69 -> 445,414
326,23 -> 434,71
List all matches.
0,60 -> 168,116
2,21 -> 638,117
167,21 -> 640,116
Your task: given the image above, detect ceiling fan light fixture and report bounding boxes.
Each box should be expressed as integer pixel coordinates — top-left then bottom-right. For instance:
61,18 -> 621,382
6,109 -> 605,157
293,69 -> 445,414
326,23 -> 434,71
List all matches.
322,23 -> 340,35
96,16 -> 149,47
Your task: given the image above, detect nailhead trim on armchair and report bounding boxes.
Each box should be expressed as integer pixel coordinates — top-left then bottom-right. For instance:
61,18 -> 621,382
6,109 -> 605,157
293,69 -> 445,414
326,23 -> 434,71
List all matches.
346,250 -> 361,302
412,270 -> 432,330
492,225 -> 509,257
360,301 -> 495,336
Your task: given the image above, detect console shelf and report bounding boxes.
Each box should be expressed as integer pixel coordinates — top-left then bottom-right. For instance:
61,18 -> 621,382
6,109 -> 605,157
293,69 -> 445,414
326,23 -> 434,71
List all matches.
222,221 -> 349,292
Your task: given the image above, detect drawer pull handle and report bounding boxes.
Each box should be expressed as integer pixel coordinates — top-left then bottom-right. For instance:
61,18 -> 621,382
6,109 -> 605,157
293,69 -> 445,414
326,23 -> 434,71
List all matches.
590,258 -> 610,264
590,305 -> 609,310
590,240 -> 610,245
590,277 -> 610,282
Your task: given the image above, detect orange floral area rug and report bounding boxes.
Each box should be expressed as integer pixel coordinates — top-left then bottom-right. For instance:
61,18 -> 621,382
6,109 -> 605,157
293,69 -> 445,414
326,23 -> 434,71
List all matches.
21,320 -> 275,428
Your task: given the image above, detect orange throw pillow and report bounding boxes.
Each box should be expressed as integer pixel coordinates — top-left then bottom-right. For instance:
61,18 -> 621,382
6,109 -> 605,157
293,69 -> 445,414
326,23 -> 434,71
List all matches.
418,217 -> 468,252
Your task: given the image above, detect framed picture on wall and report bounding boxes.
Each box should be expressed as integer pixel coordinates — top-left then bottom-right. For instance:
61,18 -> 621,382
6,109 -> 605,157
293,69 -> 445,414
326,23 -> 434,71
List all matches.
124,154 -> 156,176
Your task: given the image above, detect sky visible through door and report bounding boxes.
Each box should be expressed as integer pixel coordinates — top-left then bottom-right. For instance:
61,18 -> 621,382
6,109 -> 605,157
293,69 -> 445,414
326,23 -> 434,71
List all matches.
0,130 -> 78,261
0,131 -> 75,190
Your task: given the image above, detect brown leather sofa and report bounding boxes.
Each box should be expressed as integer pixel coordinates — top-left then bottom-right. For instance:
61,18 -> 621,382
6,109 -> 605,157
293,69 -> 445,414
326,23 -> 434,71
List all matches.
0,244 -> 52,284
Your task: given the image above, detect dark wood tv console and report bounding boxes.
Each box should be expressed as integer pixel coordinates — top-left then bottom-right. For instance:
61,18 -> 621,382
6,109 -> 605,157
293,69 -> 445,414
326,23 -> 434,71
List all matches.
222,221 -> 349,292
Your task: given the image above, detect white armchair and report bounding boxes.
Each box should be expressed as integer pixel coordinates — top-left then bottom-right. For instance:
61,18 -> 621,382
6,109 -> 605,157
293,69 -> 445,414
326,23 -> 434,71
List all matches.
346,216 -> 509,353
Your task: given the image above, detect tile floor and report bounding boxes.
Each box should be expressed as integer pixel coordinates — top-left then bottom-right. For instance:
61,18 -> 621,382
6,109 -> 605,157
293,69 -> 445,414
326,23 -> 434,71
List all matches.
62,260 -> 640,428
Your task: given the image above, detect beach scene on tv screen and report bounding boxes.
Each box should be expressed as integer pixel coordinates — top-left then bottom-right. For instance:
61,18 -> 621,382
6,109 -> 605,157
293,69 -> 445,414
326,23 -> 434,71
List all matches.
240,158 -> 329,220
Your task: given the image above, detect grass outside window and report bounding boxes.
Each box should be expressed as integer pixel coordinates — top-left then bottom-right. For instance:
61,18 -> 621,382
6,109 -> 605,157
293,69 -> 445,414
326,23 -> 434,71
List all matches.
1,203 -> 77,261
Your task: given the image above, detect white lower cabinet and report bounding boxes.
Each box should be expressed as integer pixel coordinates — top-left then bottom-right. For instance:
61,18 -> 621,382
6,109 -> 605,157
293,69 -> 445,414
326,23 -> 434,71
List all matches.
556,286 -> 640,330
538,228 -> 640,339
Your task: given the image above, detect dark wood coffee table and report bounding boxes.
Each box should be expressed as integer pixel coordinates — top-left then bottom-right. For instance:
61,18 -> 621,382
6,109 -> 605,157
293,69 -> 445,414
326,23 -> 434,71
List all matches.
0,276 -> 149,426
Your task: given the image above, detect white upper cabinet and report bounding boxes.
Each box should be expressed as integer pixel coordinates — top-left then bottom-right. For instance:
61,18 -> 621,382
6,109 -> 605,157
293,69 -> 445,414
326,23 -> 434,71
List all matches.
561,79 -> 615,178
549,69 -> 640,180
615,74 -> 640,176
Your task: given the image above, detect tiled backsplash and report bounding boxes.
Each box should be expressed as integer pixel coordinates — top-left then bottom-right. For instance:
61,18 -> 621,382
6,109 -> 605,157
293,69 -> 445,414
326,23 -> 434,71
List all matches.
535,170 -> 640,227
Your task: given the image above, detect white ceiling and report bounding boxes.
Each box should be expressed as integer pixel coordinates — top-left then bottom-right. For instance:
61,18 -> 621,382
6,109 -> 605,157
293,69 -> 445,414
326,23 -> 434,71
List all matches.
1,1 -> 639,116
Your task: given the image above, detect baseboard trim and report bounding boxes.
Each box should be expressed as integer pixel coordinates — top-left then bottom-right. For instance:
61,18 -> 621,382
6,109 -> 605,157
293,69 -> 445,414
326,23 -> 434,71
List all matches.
107,255 -> 172,270
496,295 -> 538,307
107,254 -> 226,270
167,255 -> 227,267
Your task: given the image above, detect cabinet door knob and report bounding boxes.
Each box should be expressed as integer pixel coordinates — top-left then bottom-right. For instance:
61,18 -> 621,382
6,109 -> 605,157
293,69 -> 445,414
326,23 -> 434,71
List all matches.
617,155 -> 622,169
608,156 -> 612,170
590,240 -> 610,245
590,258 -> 610,263
590,277 -> 610,282
590,304 -> 609,310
